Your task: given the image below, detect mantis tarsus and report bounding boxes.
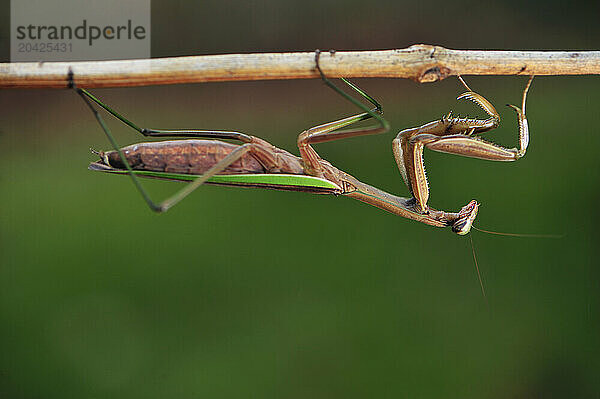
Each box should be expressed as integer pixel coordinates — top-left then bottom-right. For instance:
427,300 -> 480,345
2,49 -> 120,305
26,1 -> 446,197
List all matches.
73,51 -> 533,236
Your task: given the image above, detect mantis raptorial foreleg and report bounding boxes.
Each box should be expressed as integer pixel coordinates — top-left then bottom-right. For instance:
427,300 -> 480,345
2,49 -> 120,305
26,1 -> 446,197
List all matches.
394,76 -> 534,212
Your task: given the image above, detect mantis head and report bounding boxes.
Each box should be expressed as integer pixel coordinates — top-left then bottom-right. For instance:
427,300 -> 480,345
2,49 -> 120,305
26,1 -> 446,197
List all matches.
452,200 -> 479,235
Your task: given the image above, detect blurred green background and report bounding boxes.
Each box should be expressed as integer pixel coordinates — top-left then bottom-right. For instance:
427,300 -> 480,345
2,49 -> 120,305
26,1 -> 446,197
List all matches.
1,1 -> 600,398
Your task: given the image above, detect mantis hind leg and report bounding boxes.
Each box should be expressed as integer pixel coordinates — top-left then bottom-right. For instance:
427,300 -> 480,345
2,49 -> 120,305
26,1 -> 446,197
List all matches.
76,88 -> 266,212
77,88 -> 255,143
74,84 -> 294,212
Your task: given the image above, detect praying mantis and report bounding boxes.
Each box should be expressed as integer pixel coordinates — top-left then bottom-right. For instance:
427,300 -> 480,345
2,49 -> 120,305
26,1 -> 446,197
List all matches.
73,51 -> 533,235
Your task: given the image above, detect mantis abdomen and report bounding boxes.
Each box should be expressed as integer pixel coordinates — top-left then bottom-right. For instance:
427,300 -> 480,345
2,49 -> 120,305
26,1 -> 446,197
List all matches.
104,139 -> 267,175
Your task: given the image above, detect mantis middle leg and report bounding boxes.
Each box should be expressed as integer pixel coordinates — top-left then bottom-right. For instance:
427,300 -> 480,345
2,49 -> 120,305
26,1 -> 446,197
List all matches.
297,50 -> 390,181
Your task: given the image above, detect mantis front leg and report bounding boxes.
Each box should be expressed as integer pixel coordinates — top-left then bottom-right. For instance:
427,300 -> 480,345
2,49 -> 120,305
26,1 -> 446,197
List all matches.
394,76 -> 534,212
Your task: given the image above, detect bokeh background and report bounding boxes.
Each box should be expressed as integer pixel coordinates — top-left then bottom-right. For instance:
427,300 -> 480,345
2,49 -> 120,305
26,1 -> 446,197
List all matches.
1,1 -> 599,398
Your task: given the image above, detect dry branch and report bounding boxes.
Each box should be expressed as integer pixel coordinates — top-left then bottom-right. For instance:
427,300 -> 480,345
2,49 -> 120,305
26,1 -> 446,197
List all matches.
1,44 -> 599,89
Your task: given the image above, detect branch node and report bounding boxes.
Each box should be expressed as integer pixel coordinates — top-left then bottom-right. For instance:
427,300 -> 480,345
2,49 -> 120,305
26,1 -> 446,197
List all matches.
417,66 -> 451,83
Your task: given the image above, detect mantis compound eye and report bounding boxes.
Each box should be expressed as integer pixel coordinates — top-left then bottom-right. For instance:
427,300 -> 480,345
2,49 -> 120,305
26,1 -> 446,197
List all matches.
452,200 -> 479,235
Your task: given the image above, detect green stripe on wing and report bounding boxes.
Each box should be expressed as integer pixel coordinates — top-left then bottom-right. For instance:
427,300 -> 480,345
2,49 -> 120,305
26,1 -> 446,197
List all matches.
89,163 -> 340,190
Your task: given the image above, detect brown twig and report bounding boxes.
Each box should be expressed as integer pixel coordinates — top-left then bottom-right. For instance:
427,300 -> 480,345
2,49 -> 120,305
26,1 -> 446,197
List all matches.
2,44 -> 599,89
